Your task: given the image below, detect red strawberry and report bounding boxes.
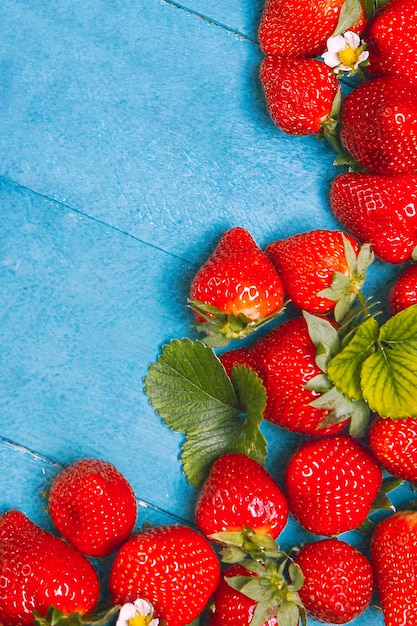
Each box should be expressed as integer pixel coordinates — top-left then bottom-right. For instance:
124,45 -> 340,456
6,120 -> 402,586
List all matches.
48,457 -> 137,557
195,453 -> 289,541
189,227 -> 284,345
259,56 -> 339,136
294,538 -> 374,624
389,264 -> 417,314
285,434 -> 382,535
208,561 -> 305,626
330,172 -> 417,263
365,0 -> 417,86
258,0 -> 366,58
371,510 -> 417,625
220,316 -> 348,436
340,75 -> 417,174
369,415 -> 417,483
0,509 -> 100,626
109,524 -> 221,626
265,229 -> 366,316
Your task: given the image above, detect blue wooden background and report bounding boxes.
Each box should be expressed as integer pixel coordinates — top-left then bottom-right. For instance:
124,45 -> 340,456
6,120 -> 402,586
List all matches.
1,2 -> 411,624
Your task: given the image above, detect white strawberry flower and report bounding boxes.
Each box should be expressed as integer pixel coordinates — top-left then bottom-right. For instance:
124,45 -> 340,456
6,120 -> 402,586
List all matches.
116,598 -> 159,626
322,31 -> 369,75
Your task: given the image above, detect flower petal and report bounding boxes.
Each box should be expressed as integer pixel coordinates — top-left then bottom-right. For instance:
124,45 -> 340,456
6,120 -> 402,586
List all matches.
326,35 -> 346,54
133,598 -> 154,616
116,603 -> 137,626
343,30 -> 360,49
322,51 -> 341,68
358,51 -> 369,63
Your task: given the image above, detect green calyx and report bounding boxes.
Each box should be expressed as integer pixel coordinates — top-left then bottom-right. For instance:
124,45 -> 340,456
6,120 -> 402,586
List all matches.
33,605 -> 120,626
188,299 -> 284,348
210,526 -> 284,564
226,556 -> 306,626
317,236 -> 374,323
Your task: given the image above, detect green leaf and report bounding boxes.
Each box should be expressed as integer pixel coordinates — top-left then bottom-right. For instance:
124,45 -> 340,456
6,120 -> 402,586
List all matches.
379,304 -> 417,353
361,305 -> 417,418
303,311 -> 340,373
144,339 -> 267,486
327,316 -> 380,400
362,351 -> 417,418
332,0 -> 364,36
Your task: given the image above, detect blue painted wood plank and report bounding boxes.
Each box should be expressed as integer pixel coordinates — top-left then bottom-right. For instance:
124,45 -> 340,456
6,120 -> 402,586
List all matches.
169,0 -> 264,40
1,0 -> 345,266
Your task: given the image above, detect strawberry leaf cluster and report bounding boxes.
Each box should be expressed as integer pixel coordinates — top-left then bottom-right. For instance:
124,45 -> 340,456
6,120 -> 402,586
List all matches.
144,339 -> 267,487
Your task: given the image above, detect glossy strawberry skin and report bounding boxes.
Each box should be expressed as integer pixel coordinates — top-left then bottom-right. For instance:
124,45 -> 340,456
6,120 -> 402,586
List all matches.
259,56 -> 339,136
48,458 -> 137,557
369,415 -> 417,483
285,435 -> 382,535
366,0 -> 417,86
258,0 -> 366,58
294,538 -> 374,624
389,265 -> 417,314
340,76 -> 417,174
208,564 -> 278,626
109,524 -> 221,626
220,317 -> 347,436
371,510 -> 417,625
195,453 -> 289,540
330,172 -> 417,263
0,509 -> 100,626
190,227 -> 284,322
265,229 -> 360,313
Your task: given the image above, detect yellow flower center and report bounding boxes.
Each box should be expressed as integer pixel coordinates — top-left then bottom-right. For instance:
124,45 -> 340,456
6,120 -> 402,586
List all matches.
338,47 -> 359,68
128,616 -> 147,626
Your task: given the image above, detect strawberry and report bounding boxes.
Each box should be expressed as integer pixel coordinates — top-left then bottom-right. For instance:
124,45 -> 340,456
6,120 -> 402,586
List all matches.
371,510 -> 417,625
208,561 -> 305,626
258,0 -> 366,58
369,415 -> 417,483
195,453 -> 289,542
339,75 -> 417,174
109,524 -> 221,626
48,457 -> 137,557
189,227 -> 284,345
265,229 -> 368,317
294,538 -> 374,624
220,316 -> 348,437
389,264 -> 417,314
259,56 -> 339,136
365,0 -> 417,86
285,434 -> 382,535
0,509 -> 100,626
330,172 -> 417,263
